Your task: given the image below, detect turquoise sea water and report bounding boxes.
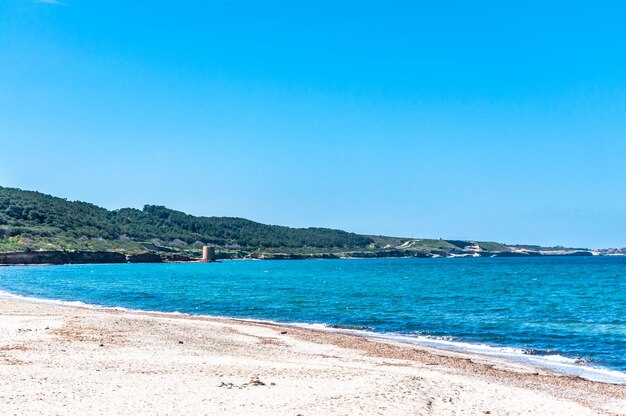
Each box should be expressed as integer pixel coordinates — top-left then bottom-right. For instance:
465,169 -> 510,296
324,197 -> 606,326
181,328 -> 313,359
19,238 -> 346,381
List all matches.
1,257 -> 625,383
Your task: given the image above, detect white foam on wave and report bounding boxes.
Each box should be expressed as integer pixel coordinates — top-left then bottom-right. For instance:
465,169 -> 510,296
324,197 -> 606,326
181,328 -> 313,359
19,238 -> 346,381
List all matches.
286,322 -> 626,385
1,289 -> 625,385
0,289 -> 184,316
0,289 -> 104,310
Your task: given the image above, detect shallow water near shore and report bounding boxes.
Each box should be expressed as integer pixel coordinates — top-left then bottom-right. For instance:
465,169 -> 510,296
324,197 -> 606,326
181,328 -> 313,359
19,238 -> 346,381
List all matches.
1,257 -> 625,384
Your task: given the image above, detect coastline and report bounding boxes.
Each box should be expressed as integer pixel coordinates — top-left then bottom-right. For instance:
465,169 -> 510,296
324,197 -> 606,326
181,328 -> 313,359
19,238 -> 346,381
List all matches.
0,247 -> 600,267
0,297 -> 624,415
3,287 -> 625,386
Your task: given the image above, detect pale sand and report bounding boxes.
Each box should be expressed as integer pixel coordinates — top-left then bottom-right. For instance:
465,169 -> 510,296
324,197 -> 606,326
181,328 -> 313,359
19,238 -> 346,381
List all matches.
0,299 -> 624,415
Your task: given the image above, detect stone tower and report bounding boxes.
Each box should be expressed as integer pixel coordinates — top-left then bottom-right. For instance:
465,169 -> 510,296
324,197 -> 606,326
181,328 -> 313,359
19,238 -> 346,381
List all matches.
202,246 -> 215,262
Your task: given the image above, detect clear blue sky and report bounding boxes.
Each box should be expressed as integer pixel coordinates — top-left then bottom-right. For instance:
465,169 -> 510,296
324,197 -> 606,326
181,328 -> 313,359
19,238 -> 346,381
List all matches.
1,0 -> 625,248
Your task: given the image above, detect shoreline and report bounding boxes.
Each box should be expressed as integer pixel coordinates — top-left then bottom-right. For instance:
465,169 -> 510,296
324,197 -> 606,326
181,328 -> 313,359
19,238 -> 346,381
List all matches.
2,288 -> 626,387
0,248 -> 601,267
0,297 -> 624,414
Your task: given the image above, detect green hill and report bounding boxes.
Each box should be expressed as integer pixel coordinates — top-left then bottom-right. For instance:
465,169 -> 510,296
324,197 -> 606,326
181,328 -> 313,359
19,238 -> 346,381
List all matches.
0,186 -> 372,254
0,185 -> 595,260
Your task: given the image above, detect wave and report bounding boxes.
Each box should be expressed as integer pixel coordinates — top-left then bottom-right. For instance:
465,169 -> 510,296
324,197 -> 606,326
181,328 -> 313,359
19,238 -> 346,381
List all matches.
0,290 -> 188,316
1,289 -> 625,385
290,323 -> 626,385
0,289 -> 107,310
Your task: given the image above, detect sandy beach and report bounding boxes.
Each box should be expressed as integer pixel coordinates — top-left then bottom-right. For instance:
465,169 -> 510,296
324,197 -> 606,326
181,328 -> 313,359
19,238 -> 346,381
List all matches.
0,298 -> 624,416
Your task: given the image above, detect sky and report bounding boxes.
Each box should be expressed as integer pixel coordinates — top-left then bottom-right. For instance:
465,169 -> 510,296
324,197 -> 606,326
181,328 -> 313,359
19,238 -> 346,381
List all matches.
1,0 -> 625,248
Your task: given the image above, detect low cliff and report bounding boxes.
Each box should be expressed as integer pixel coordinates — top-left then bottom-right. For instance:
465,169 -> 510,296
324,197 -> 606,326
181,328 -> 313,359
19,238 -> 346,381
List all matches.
0,247 -> 596,266
0,251 -> 189,265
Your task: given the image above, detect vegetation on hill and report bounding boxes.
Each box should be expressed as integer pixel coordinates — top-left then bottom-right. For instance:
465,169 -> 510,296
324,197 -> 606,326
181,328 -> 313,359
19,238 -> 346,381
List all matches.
0,186 -> 372,253
0,186 -> 597,260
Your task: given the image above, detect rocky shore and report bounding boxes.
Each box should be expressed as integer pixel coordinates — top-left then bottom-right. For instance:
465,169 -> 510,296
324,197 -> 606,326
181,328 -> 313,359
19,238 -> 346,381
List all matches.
0,250 -> 194,265
0,247 -> 597,266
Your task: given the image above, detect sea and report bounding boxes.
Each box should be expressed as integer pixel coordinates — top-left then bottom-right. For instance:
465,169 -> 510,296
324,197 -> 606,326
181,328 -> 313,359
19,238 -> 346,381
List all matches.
1,256 -> 625,384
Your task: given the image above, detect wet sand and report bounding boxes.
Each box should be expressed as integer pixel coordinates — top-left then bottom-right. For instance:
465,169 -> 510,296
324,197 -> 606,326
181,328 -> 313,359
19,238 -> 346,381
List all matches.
0,298 -> 624,415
